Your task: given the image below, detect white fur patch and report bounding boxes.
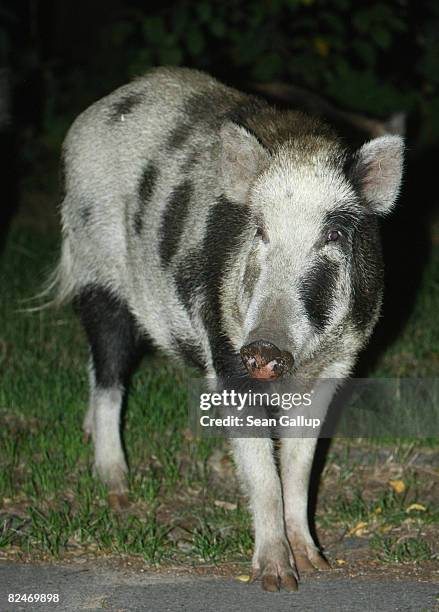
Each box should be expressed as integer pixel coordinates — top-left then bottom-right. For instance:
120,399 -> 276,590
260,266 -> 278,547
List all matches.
92,386 -> 127,493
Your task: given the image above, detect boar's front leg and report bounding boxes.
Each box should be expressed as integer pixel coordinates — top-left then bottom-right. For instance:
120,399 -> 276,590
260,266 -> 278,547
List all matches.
231,438 -> 298,592
280,437 -> 330,572
280,379 -> 337,572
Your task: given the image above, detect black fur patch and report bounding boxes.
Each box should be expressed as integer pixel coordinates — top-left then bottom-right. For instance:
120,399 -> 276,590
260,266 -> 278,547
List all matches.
134,163 -> 159,235
174,336 -> 206,371
350,215 -> 383,329
175,195 -> 251,377
159,180 -> 193,266
227,96 -> 270,125
226,96 -> 272,147
174,248 -> 203,313
80,206 -> 92,224
166,121 -> 193,151
339,159 -> 385,330
166,91 -> 229,151
181,150 -> 199,175
299,257 -> 340,331
109,92 -> 144,123
74,285 -> 148,388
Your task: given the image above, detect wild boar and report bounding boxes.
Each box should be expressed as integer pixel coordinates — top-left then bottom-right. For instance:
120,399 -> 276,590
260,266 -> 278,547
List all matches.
53,67 -> 403,591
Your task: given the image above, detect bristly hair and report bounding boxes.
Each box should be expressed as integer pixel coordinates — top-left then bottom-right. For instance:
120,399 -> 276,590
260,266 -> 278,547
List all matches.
18,240 -> 77,312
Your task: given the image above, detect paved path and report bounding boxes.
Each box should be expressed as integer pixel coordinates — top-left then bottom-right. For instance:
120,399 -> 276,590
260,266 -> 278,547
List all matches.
0,562 -> 437,611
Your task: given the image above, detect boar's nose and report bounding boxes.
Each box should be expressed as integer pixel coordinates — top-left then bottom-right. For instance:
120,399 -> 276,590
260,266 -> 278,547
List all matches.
240,340 -> 294,380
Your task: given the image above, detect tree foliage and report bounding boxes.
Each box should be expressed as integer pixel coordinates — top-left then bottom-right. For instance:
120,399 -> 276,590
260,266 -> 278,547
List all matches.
2,0 -> 439,146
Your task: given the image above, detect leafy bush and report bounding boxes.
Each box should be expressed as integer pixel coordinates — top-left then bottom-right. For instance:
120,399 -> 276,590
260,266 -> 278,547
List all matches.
100,0 -> 439,144
3,1 -> 439,147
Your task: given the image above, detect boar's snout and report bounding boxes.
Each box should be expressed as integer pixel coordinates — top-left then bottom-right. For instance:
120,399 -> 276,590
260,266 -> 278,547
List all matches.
240,340 -> 294,380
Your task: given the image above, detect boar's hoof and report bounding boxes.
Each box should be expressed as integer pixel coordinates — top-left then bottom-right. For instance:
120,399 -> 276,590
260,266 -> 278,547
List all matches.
108,492 -> 130,510
257,566 -> 298,593
94,462 -> 129,505
294,547 -> 331,573
252,568 -> 298,593
287,529 -> 331,572
252,543 -> 299,592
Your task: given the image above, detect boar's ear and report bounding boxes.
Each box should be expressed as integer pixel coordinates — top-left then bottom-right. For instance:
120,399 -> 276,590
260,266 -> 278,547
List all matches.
220,121 -> 269,202
349,135 -> 404,215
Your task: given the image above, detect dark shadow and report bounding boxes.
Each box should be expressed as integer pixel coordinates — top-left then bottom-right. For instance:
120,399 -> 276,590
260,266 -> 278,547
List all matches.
308,437 -> 332,549
0,127 -> 18,253
356,141 -> 438,376
0,79 -> 18,253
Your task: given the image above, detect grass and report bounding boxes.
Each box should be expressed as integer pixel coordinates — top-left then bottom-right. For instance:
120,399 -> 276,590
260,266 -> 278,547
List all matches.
320,485 -> 439,531
370,534 -> 435,564
0,219 -> 438,568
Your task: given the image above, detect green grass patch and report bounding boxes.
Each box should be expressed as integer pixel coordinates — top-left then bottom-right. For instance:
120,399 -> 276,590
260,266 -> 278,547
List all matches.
371,534 -> 437,564
321,487 -> 438,529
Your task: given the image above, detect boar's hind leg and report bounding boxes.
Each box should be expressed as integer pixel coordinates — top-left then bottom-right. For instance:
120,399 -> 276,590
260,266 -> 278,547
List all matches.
231,438 -> 298,592
280,437 -> 330,572
75,285 -> 145,507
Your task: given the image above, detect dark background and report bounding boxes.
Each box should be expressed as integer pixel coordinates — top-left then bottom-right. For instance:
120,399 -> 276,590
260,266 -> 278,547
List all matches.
3,1 -> 439,142
1,0 -> 438,373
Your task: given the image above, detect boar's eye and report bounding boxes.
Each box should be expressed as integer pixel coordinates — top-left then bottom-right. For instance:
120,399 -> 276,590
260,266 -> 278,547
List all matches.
326,229 -> 342,243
